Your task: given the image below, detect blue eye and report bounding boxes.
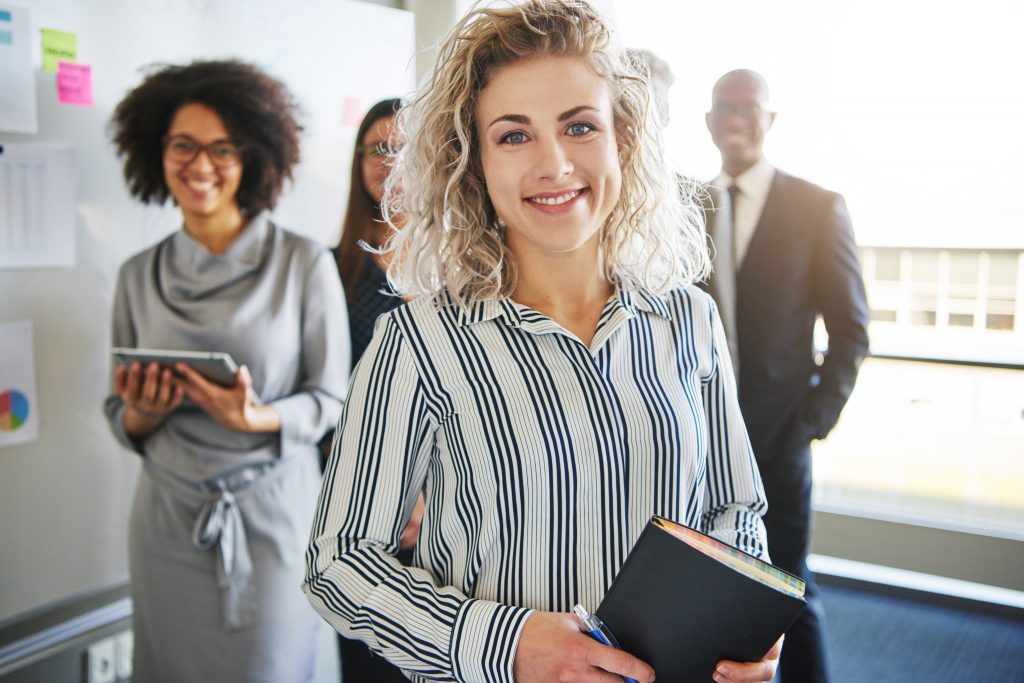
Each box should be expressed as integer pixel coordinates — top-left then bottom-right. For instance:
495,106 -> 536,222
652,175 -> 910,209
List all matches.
499,131 -> 528,145
567,122 -> 594,136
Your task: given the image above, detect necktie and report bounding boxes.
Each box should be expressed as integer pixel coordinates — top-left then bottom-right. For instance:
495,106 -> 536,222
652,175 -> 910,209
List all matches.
709,184 -> 740,381
727,183 -> 741,267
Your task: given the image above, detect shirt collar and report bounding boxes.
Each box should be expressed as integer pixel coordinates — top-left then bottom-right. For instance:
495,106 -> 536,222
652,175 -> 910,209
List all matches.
715,157 -> 775,203
452,295 -> 522,328
619,286 -> 673,320
174,211 -> 271,267
450,283 -> 673,330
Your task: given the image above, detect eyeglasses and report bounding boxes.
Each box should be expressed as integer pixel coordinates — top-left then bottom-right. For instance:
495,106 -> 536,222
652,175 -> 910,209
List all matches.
163,135 -> 242,167
708,103 -> 770,118
356,141 -> 392,158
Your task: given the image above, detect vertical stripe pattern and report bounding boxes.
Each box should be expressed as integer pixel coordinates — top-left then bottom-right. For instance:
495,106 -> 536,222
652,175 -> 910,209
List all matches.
304,285 -> 767,683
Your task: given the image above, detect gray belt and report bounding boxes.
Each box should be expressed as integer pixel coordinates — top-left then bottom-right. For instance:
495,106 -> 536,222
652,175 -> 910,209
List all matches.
143,456 -> 301,630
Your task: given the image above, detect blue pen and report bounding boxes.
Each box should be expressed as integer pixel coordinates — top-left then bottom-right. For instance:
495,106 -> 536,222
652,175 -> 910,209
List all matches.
573,604 -> 639,683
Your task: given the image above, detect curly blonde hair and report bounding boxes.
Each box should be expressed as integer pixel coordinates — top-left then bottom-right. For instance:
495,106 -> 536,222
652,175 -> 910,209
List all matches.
382,0 -> 708,307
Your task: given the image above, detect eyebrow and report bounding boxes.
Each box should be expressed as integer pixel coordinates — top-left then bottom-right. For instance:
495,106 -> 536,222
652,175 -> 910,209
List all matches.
486,105 -> 600,129
166,133 -> 235,144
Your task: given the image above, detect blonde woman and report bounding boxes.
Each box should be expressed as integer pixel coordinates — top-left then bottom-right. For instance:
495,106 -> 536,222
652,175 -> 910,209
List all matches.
305,2 -> 780,681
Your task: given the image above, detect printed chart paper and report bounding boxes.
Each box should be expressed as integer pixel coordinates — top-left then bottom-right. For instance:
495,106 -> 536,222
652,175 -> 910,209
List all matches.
0,143 -> 76,269
0,4 -> 37,134
0,320 -> 39,449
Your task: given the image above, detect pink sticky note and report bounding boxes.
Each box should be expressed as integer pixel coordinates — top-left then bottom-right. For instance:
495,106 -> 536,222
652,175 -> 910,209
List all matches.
341,96 -> 363,127
56,60 -> 93,106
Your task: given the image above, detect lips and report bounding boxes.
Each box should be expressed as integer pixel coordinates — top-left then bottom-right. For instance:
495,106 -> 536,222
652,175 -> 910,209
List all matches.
526,188 -> 587,207
180,176 -> 219,196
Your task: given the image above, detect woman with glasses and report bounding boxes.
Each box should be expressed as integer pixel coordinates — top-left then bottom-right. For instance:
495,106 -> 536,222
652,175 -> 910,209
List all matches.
330,97 -> 420,683
335,98 -> 406,367
105,59 -> 349,682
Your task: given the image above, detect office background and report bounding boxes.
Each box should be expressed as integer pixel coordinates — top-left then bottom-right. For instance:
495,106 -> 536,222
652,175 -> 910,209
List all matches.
0,0 -> 1020,681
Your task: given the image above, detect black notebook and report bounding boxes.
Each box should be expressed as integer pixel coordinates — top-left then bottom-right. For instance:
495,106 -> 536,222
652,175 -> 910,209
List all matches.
595,516 -> 806,681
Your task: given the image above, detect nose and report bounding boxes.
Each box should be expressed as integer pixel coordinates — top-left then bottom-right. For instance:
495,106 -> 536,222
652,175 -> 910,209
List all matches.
534,135 -> 573,181
187,148 -> 217,172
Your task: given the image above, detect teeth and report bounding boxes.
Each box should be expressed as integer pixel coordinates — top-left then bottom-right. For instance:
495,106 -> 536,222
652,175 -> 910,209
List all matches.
186,179 -> 215,192
530,190 -> 581,206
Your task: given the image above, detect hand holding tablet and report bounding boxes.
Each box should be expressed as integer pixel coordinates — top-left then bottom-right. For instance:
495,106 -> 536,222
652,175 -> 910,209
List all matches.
111,347 -> 240,387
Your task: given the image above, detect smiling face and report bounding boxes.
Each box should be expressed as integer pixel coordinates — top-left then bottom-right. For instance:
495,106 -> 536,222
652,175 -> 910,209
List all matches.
476,55 -> 621,268
705,70 -> 776,177
162,102 -> 243,224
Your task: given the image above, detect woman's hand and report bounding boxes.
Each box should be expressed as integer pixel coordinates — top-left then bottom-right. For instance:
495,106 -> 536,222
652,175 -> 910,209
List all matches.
115,361 -> 185,438
513,611 -> 655,683
175,363 -> 281,433
399,493 -> 426,550
714,636 -> 783,683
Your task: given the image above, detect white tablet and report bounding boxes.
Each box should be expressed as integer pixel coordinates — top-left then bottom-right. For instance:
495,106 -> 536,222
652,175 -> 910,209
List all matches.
112,347 -> 239,387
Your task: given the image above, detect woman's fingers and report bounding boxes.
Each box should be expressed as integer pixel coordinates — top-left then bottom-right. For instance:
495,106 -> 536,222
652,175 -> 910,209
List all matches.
141,362 -> 161,403
113,364 -> 128,395
585,639 -> 656,683
156,367 -> 176,406
714,636 -> 783,683
123,361 -> 143,401
174,362 -> 210,405
118,362 -> 182,417
512,611 -> 655,683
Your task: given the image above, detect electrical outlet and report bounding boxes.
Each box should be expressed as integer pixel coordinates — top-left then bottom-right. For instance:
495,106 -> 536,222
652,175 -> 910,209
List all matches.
114,630 -> 133,680
87,637 -> 116,683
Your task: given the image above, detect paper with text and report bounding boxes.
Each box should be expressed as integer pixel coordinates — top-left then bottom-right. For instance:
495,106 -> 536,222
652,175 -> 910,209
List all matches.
0,3 -> 37,133
0,143 -> 76,269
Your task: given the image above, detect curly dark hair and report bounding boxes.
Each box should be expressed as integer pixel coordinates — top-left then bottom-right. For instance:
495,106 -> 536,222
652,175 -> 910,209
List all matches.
110,59 -> 302,215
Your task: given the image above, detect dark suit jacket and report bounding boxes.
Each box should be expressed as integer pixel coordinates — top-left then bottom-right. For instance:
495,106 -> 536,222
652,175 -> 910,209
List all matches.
702,170 -> 870,463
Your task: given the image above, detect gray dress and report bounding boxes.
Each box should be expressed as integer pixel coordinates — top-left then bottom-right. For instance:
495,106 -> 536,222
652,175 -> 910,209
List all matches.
104,214 -> 349,683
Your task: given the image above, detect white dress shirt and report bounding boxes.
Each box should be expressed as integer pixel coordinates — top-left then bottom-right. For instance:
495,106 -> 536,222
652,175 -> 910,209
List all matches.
714,157 -> 776,268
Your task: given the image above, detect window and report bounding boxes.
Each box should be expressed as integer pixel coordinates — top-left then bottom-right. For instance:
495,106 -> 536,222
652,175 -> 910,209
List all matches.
874,249 -> 901,282
948,313 -> 973,327
615,0 -> 1024,575
949,252 -> 979,285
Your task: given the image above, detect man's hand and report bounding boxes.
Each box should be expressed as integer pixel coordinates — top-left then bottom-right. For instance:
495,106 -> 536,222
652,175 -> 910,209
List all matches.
513,611 -> 655,683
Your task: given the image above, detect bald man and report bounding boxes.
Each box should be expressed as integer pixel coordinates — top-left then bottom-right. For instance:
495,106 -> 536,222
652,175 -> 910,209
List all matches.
702,69 -> 870,683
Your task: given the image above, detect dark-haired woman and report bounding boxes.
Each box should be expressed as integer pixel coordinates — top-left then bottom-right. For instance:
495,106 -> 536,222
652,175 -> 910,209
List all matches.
335,98 -> 404,363
103,60 -> 349,682
331,97 -> 419,683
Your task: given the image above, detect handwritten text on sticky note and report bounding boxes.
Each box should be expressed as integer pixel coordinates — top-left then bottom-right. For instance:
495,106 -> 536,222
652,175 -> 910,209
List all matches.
41,28 -> 76,73
56,60 -> 92,106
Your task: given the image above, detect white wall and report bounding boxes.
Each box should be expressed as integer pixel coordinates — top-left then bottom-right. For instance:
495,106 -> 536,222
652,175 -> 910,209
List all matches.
0,0 -> 414,624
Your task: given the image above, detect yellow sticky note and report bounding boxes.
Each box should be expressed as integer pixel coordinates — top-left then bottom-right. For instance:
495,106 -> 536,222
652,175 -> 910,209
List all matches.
41,28 -> 76,73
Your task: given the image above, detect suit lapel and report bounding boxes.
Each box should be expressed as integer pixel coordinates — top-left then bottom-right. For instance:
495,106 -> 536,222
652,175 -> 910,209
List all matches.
738,170 -> 788,280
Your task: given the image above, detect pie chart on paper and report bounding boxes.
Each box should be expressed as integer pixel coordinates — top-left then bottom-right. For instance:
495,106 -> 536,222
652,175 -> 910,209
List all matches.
0,389 -> 30,432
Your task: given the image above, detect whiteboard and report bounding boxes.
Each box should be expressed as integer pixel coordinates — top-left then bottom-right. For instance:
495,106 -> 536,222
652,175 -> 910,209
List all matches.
0,0 -> 414,624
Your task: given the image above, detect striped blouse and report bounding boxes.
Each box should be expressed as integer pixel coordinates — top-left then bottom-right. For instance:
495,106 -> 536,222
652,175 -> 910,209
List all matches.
304,284 -> 768,683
